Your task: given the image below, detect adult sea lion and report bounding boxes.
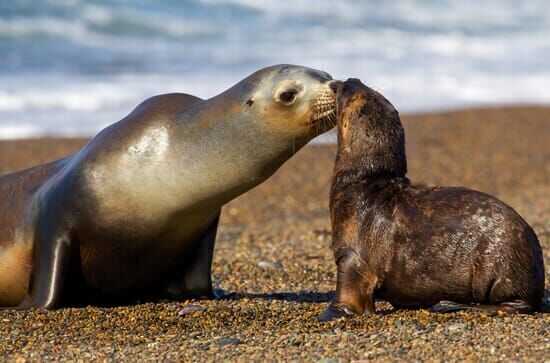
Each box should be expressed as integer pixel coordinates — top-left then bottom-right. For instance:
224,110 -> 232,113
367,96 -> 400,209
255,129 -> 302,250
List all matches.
0,64 -> 339,309
319,78 -> 544,321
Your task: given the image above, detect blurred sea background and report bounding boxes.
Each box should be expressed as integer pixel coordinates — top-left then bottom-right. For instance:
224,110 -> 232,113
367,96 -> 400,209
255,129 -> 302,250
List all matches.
1,0 -> 549,139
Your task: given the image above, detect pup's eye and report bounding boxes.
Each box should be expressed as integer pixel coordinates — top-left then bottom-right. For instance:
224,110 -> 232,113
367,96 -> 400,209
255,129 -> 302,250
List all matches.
279,90 -> 297,103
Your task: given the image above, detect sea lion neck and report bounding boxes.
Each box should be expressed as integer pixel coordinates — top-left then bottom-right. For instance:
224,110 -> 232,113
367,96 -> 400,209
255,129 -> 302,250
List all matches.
166,83 -> 310,209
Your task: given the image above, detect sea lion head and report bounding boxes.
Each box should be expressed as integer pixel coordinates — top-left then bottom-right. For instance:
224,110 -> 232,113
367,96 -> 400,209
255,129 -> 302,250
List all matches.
335,78 -> 407,176
241,64 -> 341,140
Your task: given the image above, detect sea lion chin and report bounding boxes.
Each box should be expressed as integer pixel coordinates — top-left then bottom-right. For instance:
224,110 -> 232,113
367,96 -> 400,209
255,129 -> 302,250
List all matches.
0,64 -> 338,309
320,78 -> 544,321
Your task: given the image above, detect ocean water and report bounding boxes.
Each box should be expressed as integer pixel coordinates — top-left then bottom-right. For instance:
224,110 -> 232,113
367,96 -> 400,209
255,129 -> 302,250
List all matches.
1,0 -> 550,139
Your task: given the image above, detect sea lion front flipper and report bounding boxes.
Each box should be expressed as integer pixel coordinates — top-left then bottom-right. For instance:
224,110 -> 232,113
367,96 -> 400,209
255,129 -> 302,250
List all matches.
319,247 -> 377,321
17,234 -> 72,309
317,303 -> 356,322
178,211 -> 220,299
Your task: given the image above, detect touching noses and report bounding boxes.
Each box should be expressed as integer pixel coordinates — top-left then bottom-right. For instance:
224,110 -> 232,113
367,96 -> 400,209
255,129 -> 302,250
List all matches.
328,80 -> 343,94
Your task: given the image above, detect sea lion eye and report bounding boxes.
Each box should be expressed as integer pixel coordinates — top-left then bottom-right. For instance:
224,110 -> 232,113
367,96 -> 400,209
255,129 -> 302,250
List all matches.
279,90 -> 297,104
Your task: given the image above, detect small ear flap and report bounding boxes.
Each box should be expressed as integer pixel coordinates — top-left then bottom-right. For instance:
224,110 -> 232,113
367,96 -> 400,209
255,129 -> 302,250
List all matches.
246,98 -> 254,106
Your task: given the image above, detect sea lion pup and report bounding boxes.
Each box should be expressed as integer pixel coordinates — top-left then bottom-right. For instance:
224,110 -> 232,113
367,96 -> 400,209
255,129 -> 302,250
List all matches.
0,64 -> 340,309
318,79 -> 544,321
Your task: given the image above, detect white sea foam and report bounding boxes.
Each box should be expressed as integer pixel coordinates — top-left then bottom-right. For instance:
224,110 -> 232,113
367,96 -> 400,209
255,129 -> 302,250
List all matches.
0,125 -> 43,140
1,68 -> 549,140
1,0 -> 549,139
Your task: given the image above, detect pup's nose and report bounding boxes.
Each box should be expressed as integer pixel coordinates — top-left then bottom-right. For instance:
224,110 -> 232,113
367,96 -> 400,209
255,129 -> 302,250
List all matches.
344,78 -> 363,89
340,78 -> 364,94
328,80 -> 343,93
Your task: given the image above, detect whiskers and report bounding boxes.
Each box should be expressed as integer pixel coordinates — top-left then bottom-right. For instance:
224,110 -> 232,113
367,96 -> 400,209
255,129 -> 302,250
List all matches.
310,94 -> 338,151
322,115 -> 339,153
309,88 -> 337,137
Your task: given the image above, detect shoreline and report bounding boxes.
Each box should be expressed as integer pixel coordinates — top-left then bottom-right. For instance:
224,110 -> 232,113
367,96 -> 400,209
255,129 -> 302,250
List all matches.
2,105 -> 550,176
1,103 -> 550,144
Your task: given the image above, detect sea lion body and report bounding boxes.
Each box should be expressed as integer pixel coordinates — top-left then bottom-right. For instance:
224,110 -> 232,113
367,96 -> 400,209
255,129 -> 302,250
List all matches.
319,79 -> 544,320
0,65 -> 338,308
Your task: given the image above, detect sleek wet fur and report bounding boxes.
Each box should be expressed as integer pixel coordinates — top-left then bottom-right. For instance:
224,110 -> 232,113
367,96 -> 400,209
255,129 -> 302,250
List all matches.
319,79 -> 545,321
0,65 -> 339,309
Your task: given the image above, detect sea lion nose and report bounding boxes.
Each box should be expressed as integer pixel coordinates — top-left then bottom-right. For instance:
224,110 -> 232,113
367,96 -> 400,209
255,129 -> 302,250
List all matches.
328,80 -> 343,94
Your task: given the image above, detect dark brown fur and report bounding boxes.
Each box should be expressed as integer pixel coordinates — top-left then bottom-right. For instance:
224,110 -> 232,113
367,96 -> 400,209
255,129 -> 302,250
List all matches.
319,79 -> 545,321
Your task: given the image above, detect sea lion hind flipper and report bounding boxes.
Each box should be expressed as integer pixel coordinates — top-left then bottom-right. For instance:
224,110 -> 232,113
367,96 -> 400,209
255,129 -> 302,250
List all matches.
429,300 -> 472,313
176,212 -> 220,300
18,234 -> 72,309
429,300 -> 534,315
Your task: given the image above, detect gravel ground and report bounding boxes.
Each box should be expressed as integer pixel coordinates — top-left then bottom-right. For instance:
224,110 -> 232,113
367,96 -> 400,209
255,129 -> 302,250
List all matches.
0,106 -> 549,361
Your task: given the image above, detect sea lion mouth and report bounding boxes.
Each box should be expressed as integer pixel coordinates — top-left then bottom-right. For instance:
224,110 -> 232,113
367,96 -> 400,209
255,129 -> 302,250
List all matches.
310,82 -> 340,130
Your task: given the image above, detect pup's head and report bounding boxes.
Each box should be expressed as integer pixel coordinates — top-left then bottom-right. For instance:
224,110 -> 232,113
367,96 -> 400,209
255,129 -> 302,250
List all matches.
334,78 -> 406,176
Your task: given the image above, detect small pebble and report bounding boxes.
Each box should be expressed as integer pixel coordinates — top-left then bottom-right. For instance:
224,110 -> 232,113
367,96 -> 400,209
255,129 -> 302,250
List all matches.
447,323 -> 467,332
177,305 -> 204,317
216,337 -> 242,347
258,260 -> 283,270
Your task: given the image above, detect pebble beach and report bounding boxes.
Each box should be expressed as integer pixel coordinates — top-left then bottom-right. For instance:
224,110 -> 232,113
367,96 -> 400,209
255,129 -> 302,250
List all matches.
0,106 -> 548,361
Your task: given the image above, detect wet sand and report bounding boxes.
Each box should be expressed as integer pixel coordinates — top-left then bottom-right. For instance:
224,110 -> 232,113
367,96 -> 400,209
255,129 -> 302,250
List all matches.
0,106 -> 548,361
